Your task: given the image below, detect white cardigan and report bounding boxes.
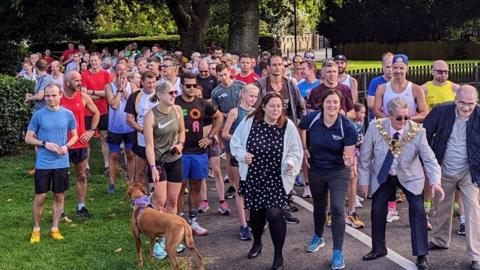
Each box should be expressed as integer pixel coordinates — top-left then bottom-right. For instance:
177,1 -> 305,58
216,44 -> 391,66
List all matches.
230,117 -> 304,194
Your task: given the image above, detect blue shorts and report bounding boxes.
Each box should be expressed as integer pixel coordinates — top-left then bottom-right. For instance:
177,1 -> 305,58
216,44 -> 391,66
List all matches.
182,153 -> 209,180
107,131 -> 135,153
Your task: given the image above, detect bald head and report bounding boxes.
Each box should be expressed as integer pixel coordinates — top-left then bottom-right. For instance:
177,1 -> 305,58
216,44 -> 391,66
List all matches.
198,60 -> 209,78
455,84 -> 478,119
432,60 -> 449,83
64,70 -> 82,92
457,84 -> 478,100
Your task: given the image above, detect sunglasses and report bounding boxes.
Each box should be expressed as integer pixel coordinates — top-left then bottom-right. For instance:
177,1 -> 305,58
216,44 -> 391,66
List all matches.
434,70 -> 448,74
199,70 -> 208,73
184,84 -> 197,89
395,115 -> 409,121
284,64 -> 291,68
165,90 -> 176,96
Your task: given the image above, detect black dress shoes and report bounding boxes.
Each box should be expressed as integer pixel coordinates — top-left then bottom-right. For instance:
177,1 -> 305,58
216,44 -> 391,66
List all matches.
362,250 -> 387,261
416,255 -> 429,270
427,241 -> 448,250
247,244 -> 263,259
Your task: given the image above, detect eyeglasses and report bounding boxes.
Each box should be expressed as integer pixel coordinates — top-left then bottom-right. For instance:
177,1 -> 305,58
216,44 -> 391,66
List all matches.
395,115 -> 409,121
183,84 -> 197,89
160,65 -> 170,69
305,55 -> 315,59
284,64 -> 291,68
164,90 -> 176,96
458,101 -> 476,108
199,70 -> 208,73
434,70 -> 448,74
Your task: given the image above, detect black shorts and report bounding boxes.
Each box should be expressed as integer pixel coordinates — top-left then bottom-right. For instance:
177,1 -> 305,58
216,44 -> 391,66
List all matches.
107,131 -> 136,153
69,148 -> 88,164
207,137 -> 221,158
34,168 -> 70,194
147,158 -> 183,183
133,144 -> 146,159
230,155 -> 239,167
85,114 -> 108,131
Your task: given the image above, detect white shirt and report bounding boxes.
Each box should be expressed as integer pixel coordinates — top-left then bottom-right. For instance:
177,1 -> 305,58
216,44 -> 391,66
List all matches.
389,125 -> 404,175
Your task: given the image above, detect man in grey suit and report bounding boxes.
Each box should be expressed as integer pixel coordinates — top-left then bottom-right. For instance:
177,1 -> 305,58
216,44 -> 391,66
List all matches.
358,97 -> 445,270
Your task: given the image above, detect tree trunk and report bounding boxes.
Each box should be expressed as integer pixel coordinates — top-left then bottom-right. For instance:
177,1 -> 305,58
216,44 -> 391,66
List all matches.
227,0 -> 259,57
165,0 -> 212,55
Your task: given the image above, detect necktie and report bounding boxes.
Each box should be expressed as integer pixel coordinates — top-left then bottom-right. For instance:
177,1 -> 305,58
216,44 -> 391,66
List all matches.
377,132 -> 400,185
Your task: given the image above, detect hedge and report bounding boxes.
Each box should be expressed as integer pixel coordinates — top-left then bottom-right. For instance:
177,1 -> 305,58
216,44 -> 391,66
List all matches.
0,75 -> 34,156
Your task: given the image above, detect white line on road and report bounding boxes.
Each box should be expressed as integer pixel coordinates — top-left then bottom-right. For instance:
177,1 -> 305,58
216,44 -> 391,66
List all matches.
292,195 -> 418,270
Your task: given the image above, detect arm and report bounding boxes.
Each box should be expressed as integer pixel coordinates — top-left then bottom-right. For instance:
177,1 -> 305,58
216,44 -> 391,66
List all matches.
25,130 -> 60,153
172,105 -> 186,153
127,113 -> 143,132
199,108 -> 223,148
283,122 -> 304,176
417,128 -> 444,200
351,77 -> 359,104
25,90 -> 44,102
143,111 -> 159,181
222,108 -> 238,141
57,128 -> 78,155
230,118 -> 249,163
293,82 -> 307,120
410,84 -> 429,123
367,95 -> 375,111
105,83 -> 120,110
357,122 -> 376,193
80,93 -> 100,143
374,85 -> 387,118
422,106 -> 440,145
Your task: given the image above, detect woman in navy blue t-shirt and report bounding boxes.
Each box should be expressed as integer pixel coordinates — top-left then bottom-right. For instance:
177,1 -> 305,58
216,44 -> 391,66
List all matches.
298,88 -> 357,270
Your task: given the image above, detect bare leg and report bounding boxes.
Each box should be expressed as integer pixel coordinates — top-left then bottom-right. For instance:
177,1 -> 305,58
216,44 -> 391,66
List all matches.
109,151 -> 120,185
100,131 -> 110,169
210,156 -> 225,200
177,182 -> 187,214
152,181 -> 167,211
231,167 -> 247,226
52,192 -> 65,228
166,182 -> 183,214
33,193 -> 47,227
125,149 -> 135,183
75,159 -> 88,207
134,155 -> 147,183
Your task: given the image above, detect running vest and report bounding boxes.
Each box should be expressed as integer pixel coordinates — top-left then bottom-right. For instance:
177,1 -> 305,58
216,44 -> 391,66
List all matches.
425,81 -> 456,109
135,90 -> 158,147
152,106 -> 181,163
339,74 -> 353,90
230,106 -> 254,134
382,81 -> 417,117
60,91 -> 87,149
108,83 -> 134,134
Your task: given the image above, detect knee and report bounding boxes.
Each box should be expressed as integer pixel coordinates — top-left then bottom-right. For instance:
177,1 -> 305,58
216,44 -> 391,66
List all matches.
35,194 -> 47,204
53,194 -> 64,203
330,203 -> 345,217
266,208 -> 284,223
125,150 -> 135,161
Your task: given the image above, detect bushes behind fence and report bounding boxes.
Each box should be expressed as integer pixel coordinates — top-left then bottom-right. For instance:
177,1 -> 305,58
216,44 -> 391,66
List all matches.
0,75 -> 34,156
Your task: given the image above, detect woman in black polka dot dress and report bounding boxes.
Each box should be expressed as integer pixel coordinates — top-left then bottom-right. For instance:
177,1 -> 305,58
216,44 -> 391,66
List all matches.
231,93 -> 304,270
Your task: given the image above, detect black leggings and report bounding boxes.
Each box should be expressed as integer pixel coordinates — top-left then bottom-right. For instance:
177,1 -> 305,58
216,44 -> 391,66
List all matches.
309,168 -> 350,250
250,207 -> 285,266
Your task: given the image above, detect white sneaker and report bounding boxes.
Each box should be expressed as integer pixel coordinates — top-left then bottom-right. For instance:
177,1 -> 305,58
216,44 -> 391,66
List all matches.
355,197 -> 363,208
190,221 -> 208,236
356,195 -> 364,202
302,185 -> 312,198
386,209 -> 400,223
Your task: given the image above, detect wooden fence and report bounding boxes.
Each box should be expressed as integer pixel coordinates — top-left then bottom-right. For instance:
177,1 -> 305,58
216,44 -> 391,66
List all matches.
352,62 -> 480,102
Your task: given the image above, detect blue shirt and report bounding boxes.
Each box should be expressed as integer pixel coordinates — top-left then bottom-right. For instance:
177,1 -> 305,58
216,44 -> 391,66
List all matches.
298,111 -> 357,174
27,107 -> 76,169
298,79 -> 320,98
367,75 -> 388,121
34,74 -> 52,112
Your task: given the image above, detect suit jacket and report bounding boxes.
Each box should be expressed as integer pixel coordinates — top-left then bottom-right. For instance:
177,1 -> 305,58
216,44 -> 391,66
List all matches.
358,118 -> 441,195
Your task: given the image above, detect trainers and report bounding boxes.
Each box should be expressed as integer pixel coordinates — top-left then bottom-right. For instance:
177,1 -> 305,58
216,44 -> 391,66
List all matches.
284,210 -> 300,224
295,175 -> 305,186
326,212 -> 332,227
60,212 -> 72,223
104,167 -> 109,176
356,195 -> 364,202
331,249 -> 345,269
346,212 -> 365,229
208,168 -> 214,178
191,221 -> 208,236
285,204 -> 299,212
107,184 -> 116,194
218,201 -> 230,215
355,197 -> 363,208
424,201 -> 432,214
198,201 -> 210,213
75,207 -> 92,219
240,226 -> 252,241
225,186 -> 235,199
50,228 -> 64,240
386,209 -> 399,223
154,240 -> 167,260
184,187 -> 189,195
302,185 -> 312,198
457,223 -> 466,236
176,243 -> 185,253
30,230 -> 40,244
307,234 -> 325,253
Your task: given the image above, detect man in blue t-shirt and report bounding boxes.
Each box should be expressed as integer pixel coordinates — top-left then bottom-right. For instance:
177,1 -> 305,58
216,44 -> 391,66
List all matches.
298,61 -> 321,100
366,52 -> 394,121
25,84 -> 78,244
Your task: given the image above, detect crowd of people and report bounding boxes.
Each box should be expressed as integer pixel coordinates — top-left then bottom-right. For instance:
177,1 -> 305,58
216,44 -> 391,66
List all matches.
21,42 -> 480,270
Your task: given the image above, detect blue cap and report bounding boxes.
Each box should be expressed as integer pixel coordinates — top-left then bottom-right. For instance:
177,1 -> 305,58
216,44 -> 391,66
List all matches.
392,54 -> 409,65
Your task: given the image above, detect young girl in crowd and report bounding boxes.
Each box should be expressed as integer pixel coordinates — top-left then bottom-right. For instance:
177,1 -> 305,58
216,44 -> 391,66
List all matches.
222,84 -> 259,241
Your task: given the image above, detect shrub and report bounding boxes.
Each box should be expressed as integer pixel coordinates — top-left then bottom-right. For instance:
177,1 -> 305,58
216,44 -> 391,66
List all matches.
91,35 -> 180,51
0,75 -> 34,156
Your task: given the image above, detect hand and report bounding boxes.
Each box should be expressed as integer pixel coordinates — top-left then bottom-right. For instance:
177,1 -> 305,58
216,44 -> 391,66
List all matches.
151,166 -> 160,183
285,162 -> 294,175
25,93 -> 32,102
359,185 -> 369,198
343,152 -> 355,167
244,152 -> 254,165
431,183 -> 445,201
198,137 -> 212,149
171,143 -> 183,154
303,149 -> 310,169
79,130 -> 94,143
56,145 -> 68,155
44,142 -> 60,153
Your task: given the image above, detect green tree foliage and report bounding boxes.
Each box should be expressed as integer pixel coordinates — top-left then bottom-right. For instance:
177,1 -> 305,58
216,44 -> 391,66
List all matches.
95,0 -> 176,37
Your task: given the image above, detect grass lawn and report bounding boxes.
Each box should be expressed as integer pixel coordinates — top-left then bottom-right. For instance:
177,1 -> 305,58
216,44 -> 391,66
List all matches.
0,141 -> 186,270
346,60 -> 480,71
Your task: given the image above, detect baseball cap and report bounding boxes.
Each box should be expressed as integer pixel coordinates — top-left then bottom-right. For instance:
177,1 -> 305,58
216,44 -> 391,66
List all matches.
392,54 -> 409,65
333,54 -> 348,62
304,51 -> 315,60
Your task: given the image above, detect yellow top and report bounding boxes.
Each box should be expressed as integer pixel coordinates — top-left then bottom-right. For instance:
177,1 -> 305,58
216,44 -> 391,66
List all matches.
425,81 -> 456,109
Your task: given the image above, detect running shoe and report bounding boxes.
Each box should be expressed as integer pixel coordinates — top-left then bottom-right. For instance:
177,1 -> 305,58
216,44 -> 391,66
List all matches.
198,201 -> 210,213
386,209 -> 399,223
225,186 -> 235,199
457,223 -> 466,236
104,167 -> 109,176
191,221 -> 208,236
295,175 -> 305,186
154,240 -> 167,260
240,226 -> 252,241
75,207 -> 92,219
107,184 -> 116,194
218,201 -> 231,215
331,249 -> 345,269
30,230 -> 40,244
307,234 -> 325,253
302,185 -> 312,198
284,211 -> 300,224
345,212 -> 365,229
355,197 -> 363,208
50,228 -> 64,240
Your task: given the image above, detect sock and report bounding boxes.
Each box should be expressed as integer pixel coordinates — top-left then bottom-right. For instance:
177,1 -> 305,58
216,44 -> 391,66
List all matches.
348,210 -> 355,216
51,226 -> 58,231
460,215 -> 466,224
189,210 -> 198,223
388,201 -> 396,210
33,227 -> 40,232
77,203 -> 85,211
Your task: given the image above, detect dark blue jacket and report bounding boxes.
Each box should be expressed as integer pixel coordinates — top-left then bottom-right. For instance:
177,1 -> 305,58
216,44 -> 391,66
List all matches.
423,103 -> 480,186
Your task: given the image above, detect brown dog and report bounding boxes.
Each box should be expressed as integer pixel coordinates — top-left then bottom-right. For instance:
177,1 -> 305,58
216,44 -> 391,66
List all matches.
127,183 -> 205,269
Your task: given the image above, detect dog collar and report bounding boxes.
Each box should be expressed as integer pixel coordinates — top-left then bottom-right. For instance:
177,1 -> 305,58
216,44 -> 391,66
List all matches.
131,195 -> 150,208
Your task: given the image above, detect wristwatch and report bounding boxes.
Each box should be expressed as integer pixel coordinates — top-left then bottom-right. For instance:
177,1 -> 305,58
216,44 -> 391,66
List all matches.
41,141 -> 46,147
90,127 -> 97,132
207,134 -> 215,140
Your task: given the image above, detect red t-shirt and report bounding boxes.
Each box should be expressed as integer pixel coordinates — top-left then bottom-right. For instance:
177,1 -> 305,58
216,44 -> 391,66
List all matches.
60,91 -> 87,149
235,72 -> 260,84
81,69 -> 112,116
62,49 -> 77,62
307,83 -> 354,112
